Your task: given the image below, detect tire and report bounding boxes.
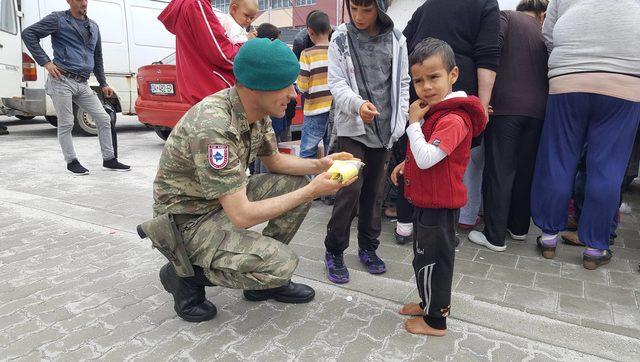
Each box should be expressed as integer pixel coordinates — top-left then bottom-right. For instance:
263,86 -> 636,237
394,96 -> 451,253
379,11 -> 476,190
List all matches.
154,127 -> 172,141
45,116 -> 58,127
15,115 -> 35,120
73,105 -> 98,136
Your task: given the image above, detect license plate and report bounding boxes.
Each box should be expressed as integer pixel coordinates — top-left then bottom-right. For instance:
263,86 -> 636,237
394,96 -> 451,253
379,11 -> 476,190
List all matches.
150,83 -> 174,95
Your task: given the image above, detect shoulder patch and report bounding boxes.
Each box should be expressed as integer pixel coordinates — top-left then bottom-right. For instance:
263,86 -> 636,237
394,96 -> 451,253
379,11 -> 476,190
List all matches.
208,144 -> 229,169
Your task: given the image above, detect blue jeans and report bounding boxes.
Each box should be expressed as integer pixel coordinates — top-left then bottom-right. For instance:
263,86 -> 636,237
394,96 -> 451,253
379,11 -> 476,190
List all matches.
300,112 -> 330,159
531,93 -> 640,250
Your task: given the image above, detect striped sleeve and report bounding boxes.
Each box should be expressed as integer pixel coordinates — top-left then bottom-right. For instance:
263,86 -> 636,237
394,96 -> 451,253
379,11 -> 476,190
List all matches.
297,51 -> 311,93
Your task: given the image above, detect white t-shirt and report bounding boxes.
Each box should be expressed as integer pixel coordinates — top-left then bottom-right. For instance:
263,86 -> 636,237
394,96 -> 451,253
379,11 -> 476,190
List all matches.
213,8 -> 248,45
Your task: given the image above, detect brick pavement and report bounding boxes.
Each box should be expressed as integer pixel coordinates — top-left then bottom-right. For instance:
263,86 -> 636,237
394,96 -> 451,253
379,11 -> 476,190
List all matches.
1,116 -> 639,360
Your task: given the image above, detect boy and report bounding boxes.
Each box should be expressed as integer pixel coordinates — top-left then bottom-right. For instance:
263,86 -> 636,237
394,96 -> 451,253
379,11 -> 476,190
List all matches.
297,11 -> 333,159
323,0 -> 410,283
392,38 -> 486,335
213,0 -> 258,44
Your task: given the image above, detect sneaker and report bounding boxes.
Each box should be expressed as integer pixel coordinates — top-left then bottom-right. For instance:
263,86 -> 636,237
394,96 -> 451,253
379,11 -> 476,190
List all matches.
67,159 -> 89,176
103,158 -> 131,172
507,229 -> 527,241
394,230 -> 412,245
536,235 -> 557,259
325,252 -> 349,284
583,248 -> 612,270
468,230 -> 506,252
358,249 -> 387,274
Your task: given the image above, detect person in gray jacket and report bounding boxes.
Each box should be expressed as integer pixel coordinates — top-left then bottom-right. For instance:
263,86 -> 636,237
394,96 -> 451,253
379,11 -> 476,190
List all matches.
22,0 -> 129,175
323,0 -> 410,284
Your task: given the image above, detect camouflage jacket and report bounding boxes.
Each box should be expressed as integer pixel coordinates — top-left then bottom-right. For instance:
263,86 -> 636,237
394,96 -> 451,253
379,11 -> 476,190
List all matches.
153,87 -> 278,216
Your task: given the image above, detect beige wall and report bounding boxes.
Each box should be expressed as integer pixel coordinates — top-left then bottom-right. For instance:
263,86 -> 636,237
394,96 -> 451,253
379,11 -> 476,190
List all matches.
253,9 -> 292,28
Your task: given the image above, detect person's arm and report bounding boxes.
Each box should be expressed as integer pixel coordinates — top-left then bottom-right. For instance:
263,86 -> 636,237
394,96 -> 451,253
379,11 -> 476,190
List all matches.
93,31 -> 108,88
219,172 -> 354,229
406,123 -> 448,169
327,35 -> 366,118
474,0 -> 500,110
185,0 -> 241,72
21,13 -> 59,67
402,3 -> 424,50
297,52 -> 310,94
498,11 -> 509,52
542,0 -> 558,53
409,114 -> 469,169
398,38 -> 411,128
260,151 -> 354,176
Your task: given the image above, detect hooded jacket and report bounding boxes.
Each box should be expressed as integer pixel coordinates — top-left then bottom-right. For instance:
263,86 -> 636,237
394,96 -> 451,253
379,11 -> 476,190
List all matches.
404,95 -> 487,209
159,0 -> 240,106
327,0 -> 410,149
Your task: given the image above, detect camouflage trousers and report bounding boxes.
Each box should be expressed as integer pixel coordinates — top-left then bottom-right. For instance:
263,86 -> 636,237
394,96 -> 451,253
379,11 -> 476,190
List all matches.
179,174 -> 310,290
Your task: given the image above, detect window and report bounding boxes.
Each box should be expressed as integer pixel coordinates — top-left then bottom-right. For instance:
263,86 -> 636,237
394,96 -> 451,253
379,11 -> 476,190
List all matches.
271,0 -> 292,9
258,0 -> 269,11
0,0 -> 17,34
297,0 -> 316,5
211,0 -> 231,13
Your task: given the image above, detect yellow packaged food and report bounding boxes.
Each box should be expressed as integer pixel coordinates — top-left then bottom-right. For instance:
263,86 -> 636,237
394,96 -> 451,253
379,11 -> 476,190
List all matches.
327,159 -> 365,184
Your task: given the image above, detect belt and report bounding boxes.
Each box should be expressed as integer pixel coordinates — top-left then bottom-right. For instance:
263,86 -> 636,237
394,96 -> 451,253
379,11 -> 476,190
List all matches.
60,70 -> 88,83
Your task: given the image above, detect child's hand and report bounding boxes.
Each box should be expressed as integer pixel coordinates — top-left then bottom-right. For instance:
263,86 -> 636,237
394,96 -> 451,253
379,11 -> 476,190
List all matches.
408,100 -> 430,125
391,161 -> 405,186
359,101 -> 379,124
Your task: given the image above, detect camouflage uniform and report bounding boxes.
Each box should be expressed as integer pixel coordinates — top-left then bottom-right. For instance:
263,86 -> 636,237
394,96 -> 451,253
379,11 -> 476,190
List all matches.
153,87 -> 310,290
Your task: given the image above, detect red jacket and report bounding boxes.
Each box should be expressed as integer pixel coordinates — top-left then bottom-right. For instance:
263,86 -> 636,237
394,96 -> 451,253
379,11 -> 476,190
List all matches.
404,96 -> 487,209
159,0 -> 240,105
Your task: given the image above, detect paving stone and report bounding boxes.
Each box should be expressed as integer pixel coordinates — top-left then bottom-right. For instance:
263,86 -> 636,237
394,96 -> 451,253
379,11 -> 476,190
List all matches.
612,304 -> 640,330
459,333 -> 496,358
317,315 -> 369,348
453,259 -> 491,278
504,285 -> 557,313
609,270 -> 640,290
359,309 -> 400,341
490,343 -> 531,361
455,276 -> 507,302
487,266 -> 535,287
560,263 -> 608,285
516,257 -> 562,275
343,253 -> 414,282
558,295 -> 612,324
411,327 -> 464,360
372,331 -> 425,361
584,282 -> 637,307
455,245 -> 479,261
338,333 -> 379,360
474,250 -> 519,268
3,328 -> 65,359
534,273 -> 584,298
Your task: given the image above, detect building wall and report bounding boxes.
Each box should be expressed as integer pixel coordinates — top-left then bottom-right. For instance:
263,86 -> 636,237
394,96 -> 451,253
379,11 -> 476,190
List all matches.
293,0 -> 341,27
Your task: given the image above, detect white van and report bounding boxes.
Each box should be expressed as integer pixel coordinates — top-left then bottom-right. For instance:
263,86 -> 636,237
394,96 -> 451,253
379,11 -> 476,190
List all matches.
0,0 -> 21,101
1,0 -> 175,135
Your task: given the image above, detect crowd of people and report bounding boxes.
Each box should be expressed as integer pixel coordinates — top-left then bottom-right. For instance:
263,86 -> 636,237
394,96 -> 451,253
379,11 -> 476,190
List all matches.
23,0 -> 640,339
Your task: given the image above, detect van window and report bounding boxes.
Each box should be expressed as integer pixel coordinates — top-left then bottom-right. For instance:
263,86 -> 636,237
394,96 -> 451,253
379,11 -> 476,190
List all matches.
0,0 -> 18,34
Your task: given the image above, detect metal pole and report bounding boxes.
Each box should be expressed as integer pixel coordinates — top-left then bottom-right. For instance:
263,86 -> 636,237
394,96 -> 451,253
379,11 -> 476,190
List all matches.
336,0 -> 340,26
268,0 -> 271,23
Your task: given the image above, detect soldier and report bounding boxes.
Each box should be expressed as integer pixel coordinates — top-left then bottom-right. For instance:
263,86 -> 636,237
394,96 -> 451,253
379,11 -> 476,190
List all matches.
138,38 -> 356,322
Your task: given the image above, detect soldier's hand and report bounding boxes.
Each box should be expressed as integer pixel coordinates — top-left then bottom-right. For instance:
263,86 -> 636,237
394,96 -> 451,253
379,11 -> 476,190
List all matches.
316,152 -> 355,173
44,61 -> 62,79
308,172 -> 358,198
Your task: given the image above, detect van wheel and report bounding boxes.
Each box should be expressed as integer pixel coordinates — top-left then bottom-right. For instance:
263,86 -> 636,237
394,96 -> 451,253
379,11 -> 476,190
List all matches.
73,105 -> 98,136
154,127 -> 172,141
16,115 -> 35,120
45,116 -> 58,127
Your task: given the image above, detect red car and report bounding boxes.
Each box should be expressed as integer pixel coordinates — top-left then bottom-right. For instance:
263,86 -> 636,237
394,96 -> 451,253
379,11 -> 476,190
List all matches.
135,53 -> 303,140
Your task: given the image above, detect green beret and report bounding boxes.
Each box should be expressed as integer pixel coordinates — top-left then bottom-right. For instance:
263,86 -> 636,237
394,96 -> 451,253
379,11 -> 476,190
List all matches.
233,38 -> 300,91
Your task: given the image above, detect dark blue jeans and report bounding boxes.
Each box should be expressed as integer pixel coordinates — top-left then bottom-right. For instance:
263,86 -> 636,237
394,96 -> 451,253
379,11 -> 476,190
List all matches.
300,112 -> 330,159
531,93 -> 640,250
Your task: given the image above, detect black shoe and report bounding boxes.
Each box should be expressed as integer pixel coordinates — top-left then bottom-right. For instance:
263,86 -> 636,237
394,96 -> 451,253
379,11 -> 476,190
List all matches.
159,263 -> 217,322
243,281 -> 315,303
67,159 -> 89,176
103,158 -> 131,171
0,125 -> 8,135
394,230 -> 412,245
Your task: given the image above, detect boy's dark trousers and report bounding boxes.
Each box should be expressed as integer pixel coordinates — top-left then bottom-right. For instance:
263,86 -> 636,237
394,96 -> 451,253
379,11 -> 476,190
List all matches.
325,137 -> 390,253
413,207 -> 459,330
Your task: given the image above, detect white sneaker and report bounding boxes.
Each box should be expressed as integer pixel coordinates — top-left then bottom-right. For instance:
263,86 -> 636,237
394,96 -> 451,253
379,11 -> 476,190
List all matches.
468,231 -> 507,252
507,229 -> 527,241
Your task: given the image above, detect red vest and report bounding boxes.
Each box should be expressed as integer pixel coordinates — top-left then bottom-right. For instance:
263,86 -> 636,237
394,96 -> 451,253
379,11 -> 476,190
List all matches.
404,96 -> 486,209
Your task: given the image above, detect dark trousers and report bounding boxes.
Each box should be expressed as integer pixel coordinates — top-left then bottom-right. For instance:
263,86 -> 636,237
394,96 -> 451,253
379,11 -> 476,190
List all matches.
482,115 -> 543,245
531,93 -> 640,250
413,208 -> 459,330
325,137 -> 390,253
392,135 -> 414,224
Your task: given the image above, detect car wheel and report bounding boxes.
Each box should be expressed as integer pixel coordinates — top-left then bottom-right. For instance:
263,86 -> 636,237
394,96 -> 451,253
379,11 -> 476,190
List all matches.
16,115 -> 35,120
45,116 -> 58,127
154,127 -> 172,141
73,105 -> 98,136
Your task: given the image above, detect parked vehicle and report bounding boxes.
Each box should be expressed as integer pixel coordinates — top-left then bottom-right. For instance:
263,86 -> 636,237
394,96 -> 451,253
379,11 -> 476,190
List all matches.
0,0 -> 22,106
135,52 -> 303,141
1,0 -> 174,135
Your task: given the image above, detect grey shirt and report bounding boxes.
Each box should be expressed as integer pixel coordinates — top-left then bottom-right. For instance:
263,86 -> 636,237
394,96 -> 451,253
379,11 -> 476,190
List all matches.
347,24 -> 393,149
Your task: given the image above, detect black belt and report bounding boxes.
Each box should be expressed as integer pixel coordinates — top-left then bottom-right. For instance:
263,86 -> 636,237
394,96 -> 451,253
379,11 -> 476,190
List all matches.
60,70 -> 88,83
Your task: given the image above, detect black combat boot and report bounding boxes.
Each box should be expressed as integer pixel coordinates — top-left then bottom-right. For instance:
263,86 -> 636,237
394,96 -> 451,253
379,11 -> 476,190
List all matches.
159,263 -> 217,322
243,281 -> 315,303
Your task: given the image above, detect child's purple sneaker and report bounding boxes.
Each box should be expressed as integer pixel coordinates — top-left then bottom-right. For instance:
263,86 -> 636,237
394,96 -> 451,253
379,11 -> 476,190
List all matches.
325,252 -> 349,284
536,236 -> 557,259
583,248 -> 612,270
358,249 -> 386,274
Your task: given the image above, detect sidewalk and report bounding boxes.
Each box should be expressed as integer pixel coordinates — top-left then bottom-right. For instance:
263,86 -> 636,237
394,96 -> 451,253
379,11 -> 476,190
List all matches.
1,115 -> 639,360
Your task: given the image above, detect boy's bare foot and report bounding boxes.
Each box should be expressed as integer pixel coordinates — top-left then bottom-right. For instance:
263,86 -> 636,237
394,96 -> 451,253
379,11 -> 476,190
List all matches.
400,302 -> 423,316
404,317 -> 446,336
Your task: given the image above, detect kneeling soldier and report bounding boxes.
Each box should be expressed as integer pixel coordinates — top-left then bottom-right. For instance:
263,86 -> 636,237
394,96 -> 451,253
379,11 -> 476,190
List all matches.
138,38 -> 355,322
